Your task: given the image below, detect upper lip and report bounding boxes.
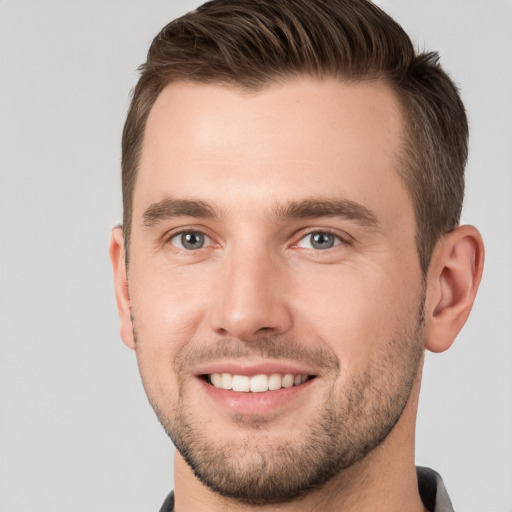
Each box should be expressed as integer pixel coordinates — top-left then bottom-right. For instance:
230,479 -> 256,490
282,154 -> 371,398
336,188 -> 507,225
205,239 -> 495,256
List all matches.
194,360 -> 318,377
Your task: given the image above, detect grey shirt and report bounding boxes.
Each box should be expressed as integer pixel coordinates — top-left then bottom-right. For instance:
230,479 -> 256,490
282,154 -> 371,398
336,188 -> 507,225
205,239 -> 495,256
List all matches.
159,466 -> 454,512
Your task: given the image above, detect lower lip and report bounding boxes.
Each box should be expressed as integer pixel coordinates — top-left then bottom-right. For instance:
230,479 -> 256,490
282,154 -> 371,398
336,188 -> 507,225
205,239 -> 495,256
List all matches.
198,378 -> 315,415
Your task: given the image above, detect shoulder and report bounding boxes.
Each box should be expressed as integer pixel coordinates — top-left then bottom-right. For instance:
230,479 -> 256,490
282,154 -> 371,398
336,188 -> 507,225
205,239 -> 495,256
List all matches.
158,490 -> 174,512
417,466 -> 454,512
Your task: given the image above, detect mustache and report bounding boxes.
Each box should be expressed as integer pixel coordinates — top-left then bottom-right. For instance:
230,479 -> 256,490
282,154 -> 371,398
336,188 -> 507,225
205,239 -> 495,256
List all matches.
174,337 -> 340,374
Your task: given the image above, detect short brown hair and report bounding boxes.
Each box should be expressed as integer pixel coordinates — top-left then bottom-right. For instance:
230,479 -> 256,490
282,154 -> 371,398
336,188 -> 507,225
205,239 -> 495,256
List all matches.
121,0 -> 468,274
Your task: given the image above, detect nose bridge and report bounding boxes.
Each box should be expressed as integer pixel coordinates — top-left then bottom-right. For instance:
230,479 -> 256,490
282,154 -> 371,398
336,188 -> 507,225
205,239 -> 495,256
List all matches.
213,239 -> 291,340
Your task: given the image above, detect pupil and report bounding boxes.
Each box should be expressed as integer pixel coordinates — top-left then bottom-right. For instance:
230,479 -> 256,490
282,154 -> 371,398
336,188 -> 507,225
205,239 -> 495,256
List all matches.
182,232 -> 204,249
311,232 -> 334,249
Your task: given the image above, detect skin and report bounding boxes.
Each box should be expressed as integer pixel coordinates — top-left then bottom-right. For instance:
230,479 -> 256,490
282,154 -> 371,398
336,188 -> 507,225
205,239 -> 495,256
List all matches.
110,78 -> 484,511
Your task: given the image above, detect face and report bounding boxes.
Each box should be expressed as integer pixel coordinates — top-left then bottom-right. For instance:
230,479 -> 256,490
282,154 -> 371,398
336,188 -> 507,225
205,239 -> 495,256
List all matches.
120,78 -> 426,504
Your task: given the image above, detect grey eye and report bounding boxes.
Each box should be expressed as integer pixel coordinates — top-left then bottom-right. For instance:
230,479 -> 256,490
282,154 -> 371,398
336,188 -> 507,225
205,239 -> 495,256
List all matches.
297,232 -> 341,250
170,231 -> 210,250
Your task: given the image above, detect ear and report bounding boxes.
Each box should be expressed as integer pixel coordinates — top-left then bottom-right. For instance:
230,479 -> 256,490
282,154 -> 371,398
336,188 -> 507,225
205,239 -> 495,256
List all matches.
109,226 -> 135,349
424,225 -> 484,353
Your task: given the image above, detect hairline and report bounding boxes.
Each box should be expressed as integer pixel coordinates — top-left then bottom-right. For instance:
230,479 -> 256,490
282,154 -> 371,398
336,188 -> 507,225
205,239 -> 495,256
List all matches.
123,73 -> 426,273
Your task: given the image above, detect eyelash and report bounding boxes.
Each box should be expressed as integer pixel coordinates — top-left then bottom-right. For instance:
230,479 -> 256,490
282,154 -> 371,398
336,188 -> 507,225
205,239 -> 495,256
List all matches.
165,228 -> 350,253
292,229 -> 349,251
166,229 -> 216,252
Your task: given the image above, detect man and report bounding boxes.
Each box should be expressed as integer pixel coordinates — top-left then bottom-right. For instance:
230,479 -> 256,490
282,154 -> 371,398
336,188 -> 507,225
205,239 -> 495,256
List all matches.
110,1 -> 484,510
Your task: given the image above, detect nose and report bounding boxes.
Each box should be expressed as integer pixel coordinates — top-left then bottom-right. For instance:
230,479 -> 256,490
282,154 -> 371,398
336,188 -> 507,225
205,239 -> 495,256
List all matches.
211,247 -> 293,341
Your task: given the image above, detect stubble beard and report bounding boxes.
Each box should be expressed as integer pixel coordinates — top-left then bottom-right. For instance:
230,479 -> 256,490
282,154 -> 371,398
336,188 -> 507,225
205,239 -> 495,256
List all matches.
135,299 -> 425,506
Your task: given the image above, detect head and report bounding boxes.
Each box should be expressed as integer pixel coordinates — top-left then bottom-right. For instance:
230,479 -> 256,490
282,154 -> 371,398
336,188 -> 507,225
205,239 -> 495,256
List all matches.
121,0 -> 468,275
111,0 -> 483,506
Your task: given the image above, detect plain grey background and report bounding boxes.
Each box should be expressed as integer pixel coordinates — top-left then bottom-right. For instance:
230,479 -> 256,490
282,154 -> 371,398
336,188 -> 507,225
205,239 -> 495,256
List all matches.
0,1 -> 510,511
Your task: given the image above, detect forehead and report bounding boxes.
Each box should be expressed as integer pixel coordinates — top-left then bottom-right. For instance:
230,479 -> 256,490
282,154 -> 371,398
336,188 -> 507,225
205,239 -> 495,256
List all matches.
135,78 -> 409,223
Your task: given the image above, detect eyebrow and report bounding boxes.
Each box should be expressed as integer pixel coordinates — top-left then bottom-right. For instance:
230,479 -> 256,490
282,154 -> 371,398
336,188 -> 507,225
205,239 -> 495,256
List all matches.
272,199 -> 379,228
142,196 -> 379,229
142,197 -> 217,227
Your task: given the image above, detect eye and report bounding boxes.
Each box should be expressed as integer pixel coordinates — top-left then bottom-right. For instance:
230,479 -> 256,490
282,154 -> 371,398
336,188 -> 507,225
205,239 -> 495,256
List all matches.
296,231 -> 342,250
169,231 -> 212,250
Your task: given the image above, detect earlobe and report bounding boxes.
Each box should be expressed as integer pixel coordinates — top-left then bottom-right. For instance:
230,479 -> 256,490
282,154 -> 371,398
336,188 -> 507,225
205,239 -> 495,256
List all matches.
109,226 -> 136,350
425,225 -> 484,353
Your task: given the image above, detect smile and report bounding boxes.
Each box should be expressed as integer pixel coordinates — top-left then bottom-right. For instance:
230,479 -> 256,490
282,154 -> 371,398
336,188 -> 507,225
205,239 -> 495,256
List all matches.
207,373 -> 311,392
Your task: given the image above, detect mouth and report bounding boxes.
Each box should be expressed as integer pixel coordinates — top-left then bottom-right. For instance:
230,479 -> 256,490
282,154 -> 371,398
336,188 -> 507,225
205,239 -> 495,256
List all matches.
195,364 -> 319,416
202,372 -> 315,392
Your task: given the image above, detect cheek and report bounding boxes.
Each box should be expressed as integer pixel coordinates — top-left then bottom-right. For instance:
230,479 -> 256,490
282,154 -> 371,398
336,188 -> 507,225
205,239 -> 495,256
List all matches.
289,259 -> 421,368
127,264 -> 214,388
131,261 -> 211,330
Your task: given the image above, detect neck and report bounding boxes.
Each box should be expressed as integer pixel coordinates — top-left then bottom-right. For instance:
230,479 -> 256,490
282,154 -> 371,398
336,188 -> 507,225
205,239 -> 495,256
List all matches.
173,372 -> 426,512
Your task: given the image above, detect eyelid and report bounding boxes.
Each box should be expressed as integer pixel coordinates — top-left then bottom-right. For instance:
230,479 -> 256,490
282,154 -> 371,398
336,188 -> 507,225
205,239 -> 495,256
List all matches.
292,228 -> 352,249
164,226 -> 219,251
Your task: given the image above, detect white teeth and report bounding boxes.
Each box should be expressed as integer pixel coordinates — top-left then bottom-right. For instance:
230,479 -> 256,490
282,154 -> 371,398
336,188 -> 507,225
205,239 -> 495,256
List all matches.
209,372 -> 311,392
282,374 -> 294,388
250,374 -> 269,393
232,375 -> 250,392
211,373 -> 222,388
268,373 -> 282,391
221,373 -> 233,390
